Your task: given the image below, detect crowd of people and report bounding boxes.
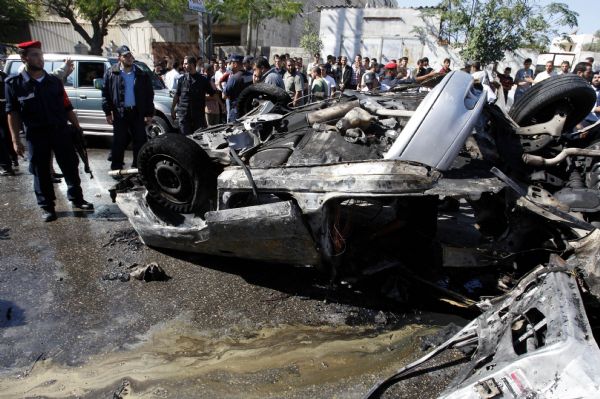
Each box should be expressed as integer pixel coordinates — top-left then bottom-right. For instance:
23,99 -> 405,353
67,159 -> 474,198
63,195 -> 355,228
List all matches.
153,52 -> 457,128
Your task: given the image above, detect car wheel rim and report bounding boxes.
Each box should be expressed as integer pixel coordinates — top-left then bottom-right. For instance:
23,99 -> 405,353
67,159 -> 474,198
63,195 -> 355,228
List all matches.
147,122 -> 164,139
150,155 -> 192,203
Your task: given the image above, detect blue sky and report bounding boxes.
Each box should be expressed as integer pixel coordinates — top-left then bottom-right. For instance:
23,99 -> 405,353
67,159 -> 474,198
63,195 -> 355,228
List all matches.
397,0 -> 598,35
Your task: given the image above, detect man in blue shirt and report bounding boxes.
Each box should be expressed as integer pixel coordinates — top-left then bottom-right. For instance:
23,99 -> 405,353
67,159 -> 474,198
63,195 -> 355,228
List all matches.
102,45 -> 154,171
5,41 -> 93,221
514,58 -> 534,102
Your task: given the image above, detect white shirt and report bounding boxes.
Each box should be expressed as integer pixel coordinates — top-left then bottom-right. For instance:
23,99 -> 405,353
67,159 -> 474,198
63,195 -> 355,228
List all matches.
164,68 -> 182,90
323,75 -> 336,96
214,69 -> 226,90
533,70 -> 557,84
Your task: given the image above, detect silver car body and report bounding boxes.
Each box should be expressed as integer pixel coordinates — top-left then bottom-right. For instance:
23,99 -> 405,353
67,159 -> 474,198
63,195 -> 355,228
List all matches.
3,54 -> 176,136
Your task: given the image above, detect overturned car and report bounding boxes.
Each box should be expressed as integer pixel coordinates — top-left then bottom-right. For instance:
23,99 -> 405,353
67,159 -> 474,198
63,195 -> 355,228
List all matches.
112,72 -> 599,271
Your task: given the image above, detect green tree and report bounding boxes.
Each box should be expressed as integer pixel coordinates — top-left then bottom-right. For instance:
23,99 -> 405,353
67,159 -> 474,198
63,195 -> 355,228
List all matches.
299,20 -> 323,57
0,0 -> 33,41
206,0 -> 303,54
428,0 -> 578,65
36,0 -> 188,55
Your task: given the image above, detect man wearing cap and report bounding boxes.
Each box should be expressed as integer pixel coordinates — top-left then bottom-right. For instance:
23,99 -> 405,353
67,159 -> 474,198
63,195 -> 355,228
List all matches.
4,40 -> 93,221
380,62 -> 398,92
171,55 -> 215,135
222,54 -> 251,122
102,45 -> 154,172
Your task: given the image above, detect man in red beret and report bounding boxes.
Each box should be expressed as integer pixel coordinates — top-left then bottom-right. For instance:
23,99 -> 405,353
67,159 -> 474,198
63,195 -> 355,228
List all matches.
4,40 -> 94,222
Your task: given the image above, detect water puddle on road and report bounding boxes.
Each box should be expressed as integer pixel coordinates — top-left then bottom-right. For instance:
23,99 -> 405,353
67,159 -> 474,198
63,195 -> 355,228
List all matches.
0,322 -> 436,398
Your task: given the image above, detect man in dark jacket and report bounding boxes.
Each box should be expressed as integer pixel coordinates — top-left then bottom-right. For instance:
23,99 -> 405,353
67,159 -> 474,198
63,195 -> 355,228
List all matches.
0,70 -> 15,176
5,41 -> 93,221
338,56 -> 352,92
102,45 -> 154,171
171,55 -> 215,135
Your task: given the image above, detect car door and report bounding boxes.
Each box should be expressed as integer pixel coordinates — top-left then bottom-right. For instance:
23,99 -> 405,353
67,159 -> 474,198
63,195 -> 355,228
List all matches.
74,61 -> 111,134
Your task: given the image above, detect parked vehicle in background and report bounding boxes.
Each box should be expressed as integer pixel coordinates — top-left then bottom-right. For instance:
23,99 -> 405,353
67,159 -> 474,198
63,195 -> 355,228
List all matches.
3,54 -> 177,138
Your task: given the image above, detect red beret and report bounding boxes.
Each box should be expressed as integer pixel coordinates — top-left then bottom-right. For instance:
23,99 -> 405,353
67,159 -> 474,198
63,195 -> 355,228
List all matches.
17,41 -> 42,50
384,62 -> 397,70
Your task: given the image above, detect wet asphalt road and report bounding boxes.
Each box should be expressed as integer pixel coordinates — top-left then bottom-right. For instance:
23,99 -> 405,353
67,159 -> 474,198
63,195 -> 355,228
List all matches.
0,139 -> 466,398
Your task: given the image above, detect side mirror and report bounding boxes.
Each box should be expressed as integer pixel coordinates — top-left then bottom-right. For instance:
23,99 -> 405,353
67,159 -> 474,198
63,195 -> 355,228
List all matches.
93,78 -> 104,90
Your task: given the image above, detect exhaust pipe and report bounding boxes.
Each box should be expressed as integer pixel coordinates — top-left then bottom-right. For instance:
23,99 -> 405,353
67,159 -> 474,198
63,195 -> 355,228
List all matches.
523,148 -> 600,166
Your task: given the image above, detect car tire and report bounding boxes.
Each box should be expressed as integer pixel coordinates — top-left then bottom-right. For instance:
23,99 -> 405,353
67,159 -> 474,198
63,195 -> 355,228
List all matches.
237,83 -> 292,116
146,115 -> 170,140
509,74 -> 596,131
137,134 -> 213,213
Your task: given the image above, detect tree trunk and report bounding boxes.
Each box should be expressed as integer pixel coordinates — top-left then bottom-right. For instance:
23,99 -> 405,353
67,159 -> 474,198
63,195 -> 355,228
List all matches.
245,11 -> 252,54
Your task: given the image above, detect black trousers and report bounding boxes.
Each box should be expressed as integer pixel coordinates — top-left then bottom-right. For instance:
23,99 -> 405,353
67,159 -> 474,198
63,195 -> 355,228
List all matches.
0,121 -> 12,171
178,113 -> 207,135
111,108 -> 147,170
27,125 -> 82,210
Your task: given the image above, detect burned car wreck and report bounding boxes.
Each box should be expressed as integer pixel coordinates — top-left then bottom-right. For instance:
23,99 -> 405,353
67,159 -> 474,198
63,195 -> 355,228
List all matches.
110,71 -> 600,397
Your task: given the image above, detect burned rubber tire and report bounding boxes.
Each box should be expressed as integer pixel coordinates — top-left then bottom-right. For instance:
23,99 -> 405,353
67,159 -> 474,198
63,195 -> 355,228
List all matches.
237,83 -> 292,116
509,74 -> 596,131
138,133 -> 213,213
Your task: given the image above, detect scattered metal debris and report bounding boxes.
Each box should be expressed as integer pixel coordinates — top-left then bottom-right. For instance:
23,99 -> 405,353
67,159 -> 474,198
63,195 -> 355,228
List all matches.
129,262 -> 170,282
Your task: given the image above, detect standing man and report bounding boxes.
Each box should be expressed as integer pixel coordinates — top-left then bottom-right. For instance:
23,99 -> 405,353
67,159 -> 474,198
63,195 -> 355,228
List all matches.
439,58 -> 452,74
0,69 -> 15,176
321,65 -> 337,97
5,41 -> 93,221
398,57 -> 412,79
253,57 -> 285,89
533,60 -> 557,84
163,60 -> 181,90
171,56 -> 215,135
592,71 -> 600,118
514,58 -> 534,102
495,66 -> 514,100
351,54 -> 364,90
338,56 -> 352,92
284,59 -> 305,107
102,45 -> 154,172
222,54 -> 250,122
557,60 -> 570,75
310,66 -> 327,102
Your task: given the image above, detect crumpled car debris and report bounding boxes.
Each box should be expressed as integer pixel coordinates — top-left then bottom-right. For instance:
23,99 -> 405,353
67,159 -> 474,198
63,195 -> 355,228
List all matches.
129,262 -> 170,282
102,262 -> 170,283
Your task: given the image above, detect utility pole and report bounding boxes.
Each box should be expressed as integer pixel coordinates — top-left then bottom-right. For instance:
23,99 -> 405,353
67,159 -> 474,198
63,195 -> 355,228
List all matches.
198,12 -> 205,60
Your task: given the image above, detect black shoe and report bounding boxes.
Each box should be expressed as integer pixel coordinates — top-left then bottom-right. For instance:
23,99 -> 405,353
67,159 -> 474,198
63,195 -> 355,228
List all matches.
42,209 -> 57,222
52,172 -> 64,179
0,169 -> 15,176
72,200 -> 94,211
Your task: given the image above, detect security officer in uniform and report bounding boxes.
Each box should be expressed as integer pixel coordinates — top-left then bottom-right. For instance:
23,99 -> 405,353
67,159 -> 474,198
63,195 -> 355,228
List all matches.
222,54 -> 252,123
102,45 -> 154,171
0,69 -> 16,176
170,55 -> 215,135
5,41 -> 93,221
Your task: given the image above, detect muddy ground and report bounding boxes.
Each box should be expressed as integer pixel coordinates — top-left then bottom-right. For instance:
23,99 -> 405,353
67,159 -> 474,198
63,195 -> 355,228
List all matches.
0,141 -> 469,398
